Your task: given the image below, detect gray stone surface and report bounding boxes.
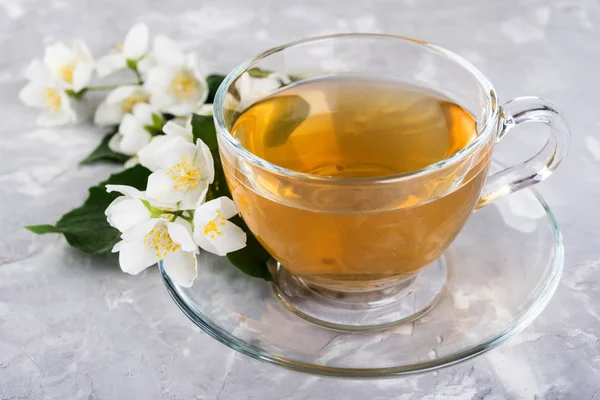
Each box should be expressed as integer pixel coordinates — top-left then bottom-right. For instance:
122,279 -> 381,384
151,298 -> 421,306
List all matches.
0,0 -> 598,398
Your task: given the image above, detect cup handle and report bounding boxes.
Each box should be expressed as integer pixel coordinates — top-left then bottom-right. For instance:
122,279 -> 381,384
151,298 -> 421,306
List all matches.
476,96 -> 571,209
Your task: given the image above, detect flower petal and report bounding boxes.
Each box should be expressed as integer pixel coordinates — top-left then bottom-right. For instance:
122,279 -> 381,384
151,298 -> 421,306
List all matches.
155,136 -> 196,170
146,170 -> 186,205
36,108 -> 76,127
124,156 -> 139,169
162,249 -> 197,287
119,124 -> 151,155
236,72 -> 283,109
203,197 -> 238,219
162,120 -> 193,141
105,184 -> 143,198
96,54 -> 125,78
163,103 -> 198,117
187,53 -> 209,85
143,65 -> 176,93
137,54 -> 157,78
112,240 -> 125,253
194,139 -> 215,183
193,230 -> 220,255
25,59 -> 53,83
192,198 -> 246,257
178,181 -> 209,211
72,62 -> 94,92
73,40 -> 93,62
105,197 -> 151,233
153,35 -> 186,66
19,82 -> 45,108
167,218 -> 196,252
193,198 -> 221,227
118,239 -> 159,275
139,135 -> 196,172
94,100 -> 124,126
121,217 -> 159,241
106,85 -> 138,104
131,102 -> 158,126
44,42 -> 72,72
206,221 -> 247,256
197,103 -> 213,116
123,23 -> 149,59
193,197 -> 238,229
137,136 -> 170,172
108,132 -> 123,153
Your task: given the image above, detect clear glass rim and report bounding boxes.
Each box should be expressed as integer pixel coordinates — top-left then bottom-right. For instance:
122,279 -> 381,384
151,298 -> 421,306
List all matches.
213,33 -> 500,184
159,186 -> 563,378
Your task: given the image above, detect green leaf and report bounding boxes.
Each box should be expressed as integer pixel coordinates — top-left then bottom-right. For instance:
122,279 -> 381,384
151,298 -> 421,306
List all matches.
151,113 -> 163,128
262,95 -> 310,147
190,114 -> 218,150
226,216 -> 273,281
57,206 -> 122,253
144,125 -> 163,135
25,224 -> 60,234
126,58 -> 138,70
80,132 -> 130,165
206,157 -> 233,201
65,88 -> 88,100
206,74 -> 225,104
247,67 -> 272,78
191,114 -> 273,280
26,165 -> 152,254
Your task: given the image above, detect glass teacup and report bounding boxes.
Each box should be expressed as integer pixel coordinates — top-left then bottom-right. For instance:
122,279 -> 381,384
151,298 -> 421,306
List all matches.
214,34 -> 570,330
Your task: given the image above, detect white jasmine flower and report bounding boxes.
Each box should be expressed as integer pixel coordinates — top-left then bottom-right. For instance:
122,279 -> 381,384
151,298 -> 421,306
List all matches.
138,120 -> 193,171
235,71 -> 290,110
18,60 -> 77,126
170,103 -> 214,130
105,184 -> 198,287
105,185 -> 152,233
96,23 -> 150,78
144,35 -> 208,116
108,103 -> 161,160
143,132 -> 214,210
193,197 -> 247,256
196,103 -> 213,116
44,40 -> 94,92
94,85 -> 150,126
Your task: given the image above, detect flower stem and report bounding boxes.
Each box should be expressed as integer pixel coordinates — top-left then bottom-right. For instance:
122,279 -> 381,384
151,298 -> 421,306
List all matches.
126,58 -> 144,84
132,68 -> 144,85
86,85 -> 126,91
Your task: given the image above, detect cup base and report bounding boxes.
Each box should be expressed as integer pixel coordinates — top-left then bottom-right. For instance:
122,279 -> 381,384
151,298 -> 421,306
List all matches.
270,257 -> 448,331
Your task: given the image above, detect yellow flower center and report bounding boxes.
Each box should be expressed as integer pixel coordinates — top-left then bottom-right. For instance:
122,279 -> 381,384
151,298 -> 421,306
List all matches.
44,88 -> 62,112
60,64 -> 75,84
121,94 -> 148,113
203,210 -> 227,239
111,43 -> 125,54
166,157 -> 201,191
169,70 -> 198,101
144,225 -> 180,259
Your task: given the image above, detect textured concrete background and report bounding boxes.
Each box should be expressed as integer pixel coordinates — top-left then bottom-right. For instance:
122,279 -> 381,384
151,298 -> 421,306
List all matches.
1,0 -> 599,398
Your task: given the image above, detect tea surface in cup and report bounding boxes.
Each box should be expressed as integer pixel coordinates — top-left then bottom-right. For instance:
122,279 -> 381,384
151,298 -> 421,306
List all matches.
232,76 -> 477,177
226,76 -> 488,289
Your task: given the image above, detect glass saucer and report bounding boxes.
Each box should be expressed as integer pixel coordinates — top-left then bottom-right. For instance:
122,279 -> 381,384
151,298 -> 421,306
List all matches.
159,186 -> 563,377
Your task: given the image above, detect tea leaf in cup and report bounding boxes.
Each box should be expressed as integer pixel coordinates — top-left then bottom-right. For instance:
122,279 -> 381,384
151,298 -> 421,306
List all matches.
262,95 -> 310,148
